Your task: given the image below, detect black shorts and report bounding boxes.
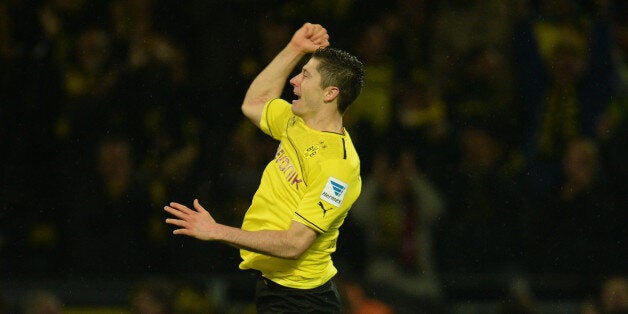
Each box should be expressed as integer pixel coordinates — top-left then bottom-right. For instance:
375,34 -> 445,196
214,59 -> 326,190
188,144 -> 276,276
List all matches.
255,276 -> 342,314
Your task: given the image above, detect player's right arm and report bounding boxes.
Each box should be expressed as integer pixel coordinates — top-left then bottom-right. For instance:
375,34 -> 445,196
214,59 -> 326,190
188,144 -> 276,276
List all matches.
165,199 -> 317,259
241,22 -> 330,128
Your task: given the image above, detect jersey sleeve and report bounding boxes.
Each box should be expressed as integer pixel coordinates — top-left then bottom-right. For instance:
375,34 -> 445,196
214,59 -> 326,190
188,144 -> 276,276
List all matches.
259,98 -> 293,140
293,159 -> 361,233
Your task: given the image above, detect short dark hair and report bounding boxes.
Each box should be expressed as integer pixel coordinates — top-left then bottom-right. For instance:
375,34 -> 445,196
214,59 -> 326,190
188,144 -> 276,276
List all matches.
312,47 -> 365,114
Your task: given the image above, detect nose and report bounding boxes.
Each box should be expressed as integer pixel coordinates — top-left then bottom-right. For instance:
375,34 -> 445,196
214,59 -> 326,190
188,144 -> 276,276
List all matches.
289,73 -> 301,87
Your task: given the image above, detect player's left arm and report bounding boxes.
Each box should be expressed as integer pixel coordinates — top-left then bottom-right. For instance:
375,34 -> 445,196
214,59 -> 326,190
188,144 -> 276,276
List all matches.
293,159 -> 361,233
165,199 -> 317,259
241,23 -> 329,128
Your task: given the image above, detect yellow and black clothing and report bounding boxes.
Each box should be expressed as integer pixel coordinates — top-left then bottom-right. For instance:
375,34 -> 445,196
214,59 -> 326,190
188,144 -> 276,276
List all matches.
239,98 -> 362,290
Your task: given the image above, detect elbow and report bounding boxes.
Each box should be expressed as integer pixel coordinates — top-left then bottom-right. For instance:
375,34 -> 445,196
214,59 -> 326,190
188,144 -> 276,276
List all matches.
283,250 -> 305,260
283,241 -> 311,260
241,99 -> 263,127
281,222 -> 317,259
241,101 -> 252,117
241,91 -> 263,116
283,246 -> 308,260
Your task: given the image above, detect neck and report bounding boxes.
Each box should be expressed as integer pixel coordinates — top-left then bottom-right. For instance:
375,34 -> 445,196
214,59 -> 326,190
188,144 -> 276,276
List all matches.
303,111 -> 344,134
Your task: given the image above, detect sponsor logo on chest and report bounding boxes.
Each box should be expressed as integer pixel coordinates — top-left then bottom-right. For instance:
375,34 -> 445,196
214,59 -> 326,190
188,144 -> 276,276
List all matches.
275,144 -> 302,189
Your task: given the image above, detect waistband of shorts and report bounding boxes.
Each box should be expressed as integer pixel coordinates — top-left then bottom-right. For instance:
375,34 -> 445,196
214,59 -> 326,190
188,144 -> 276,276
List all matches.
260,276 -> 333,291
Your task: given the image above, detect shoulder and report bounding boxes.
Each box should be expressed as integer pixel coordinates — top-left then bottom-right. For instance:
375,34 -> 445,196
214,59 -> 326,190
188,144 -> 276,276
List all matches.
263,98 -> 293,121
261,99 -> 294,138
307,145 -> 361,187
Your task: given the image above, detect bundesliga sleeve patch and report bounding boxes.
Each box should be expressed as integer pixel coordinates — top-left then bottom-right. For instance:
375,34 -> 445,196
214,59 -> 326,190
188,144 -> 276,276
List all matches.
320,177 -> 348,207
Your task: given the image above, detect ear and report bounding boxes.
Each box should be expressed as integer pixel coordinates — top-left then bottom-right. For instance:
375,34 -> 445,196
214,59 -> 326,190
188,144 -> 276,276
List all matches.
323,86 -> 339,102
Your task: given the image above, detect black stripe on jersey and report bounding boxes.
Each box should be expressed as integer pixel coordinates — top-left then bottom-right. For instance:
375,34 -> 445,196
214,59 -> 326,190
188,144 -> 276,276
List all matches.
321,131 -> 347,159
342,138 -> 347,159
295,212 -> 326,233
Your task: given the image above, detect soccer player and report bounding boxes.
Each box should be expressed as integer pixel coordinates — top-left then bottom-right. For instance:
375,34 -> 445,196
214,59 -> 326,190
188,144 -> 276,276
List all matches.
164,22 -> 365,313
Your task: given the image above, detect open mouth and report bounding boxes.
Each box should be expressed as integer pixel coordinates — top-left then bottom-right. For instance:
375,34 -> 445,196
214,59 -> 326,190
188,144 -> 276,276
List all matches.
292,92 -> 301,105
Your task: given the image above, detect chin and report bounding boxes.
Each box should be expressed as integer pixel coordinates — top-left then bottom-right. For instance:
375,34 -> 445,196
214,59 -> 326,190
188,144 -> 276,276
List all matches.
290,103 -> 302,116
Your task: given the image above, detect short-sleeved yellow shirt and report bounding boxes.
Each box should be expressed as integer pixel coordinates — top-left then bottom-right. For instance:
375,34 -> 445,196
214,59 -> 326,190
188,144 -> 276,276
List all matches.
239,99 -> 362,289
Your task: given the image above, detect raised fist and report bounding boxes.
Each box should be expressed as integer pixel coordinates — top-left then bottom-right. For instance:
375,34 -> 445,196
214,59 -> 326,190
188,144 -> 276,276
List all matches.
290,22 -> 330,53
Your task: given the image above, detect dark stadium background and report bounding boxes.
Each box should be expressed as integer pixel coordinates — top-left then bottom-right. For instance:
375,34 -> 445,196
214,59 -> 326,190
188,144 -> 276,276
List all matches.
1,0 -> 626,313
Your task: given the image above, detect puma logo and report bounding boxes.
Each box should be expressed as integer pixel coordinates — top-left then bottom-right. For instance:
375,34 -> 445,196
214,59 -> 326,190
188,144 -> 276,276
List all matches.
318,201 -> 332,217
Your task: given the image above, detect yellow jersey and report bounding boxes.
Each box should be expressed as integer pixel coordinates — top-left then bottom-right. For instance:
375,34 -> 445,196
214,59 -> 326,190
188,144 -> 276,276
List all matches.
239,98 -> 362,289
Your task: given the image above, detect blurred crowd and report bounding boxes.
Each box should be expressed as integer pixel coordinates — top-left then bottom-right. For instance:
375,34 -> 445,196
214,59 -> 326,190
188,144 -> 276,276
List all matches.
1,0 -> 626,313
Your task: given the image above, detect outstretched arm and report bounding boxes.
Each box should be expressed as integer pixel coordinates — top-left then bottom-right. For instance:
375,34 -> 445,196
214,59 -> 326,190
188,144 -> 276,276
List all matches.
164,199 -> 317,259
241,22 -> 330,128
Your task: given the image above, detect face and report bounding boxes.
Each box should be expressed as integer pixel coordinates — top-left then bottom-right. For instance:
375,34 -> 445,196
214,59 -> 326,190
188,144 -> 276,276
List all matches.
289,58 -> 325,118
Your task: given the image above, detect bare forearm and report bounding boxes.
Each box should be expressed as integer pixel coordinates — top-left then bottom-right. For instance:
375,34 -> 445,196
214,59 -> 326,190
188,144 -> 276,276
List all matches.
214,223 -> 306,260
164,200 -> 316,259
242,44 -> 305,112
240,23 -> 329,125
